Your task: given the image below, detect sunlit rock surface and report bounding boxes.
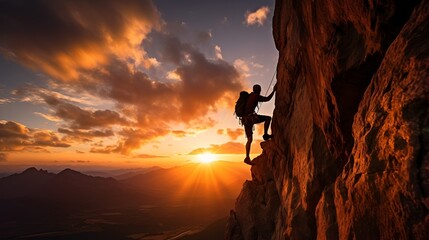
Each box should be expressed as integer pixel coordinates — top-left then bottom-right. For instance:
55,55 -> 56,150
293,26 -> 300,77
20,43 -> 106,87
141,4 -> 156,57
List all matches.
226,0 -> 428,239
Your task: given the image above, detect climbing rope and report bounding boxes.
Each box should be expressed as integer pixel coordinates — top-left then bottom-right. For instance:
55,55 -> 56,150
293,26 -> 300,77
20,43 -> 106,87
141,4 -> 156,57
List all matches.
256,69 -> 277,113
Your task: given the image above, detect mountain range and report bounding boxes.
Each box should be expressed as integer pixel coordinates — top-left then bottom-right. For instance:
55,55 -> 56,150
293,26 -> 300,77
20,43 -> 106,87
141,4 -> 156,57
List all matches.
0,161 -> 250,239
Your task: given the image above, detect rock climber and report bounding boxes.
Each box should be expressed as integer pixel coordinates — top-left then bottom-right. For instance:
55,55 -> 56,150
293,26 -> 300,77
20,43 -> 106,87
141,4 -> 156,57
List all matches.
242,84 -> 276,165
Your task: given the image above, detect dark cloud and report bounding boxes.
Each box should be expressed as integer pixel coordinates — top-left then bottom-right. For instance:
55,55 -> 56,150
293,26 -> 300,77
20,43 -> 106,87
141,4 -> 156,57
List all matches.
44,95 -> 130,129
0,0 -> 161,80
0,121 -> 70,151
32,131 -> 70,147
0,121 -> 29,139
58,128 -> 114,142
90,146 -> 115,154
91,127 -> 169,155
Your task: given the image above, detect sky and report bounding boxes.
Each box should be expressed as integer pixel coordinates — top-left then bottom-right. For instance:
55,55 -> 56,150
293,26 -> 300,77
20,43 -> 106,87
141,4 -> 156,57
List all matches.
0,0 -> 278,171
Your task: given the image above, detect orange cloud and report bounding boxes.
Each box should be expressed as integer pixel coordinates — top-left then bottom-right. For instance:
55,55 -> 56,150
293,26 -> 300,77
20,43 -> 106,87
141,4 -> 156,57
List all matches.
188,141 -> 262,155
171,130 -> 195,138
0,121 -> 70,151
245,6 -> 270,26
134,154 -> 167,159
0,0 -> 161,80
189,142 -> 243,155
91,127 -> 169,155
226,128 -> 244,140
85,51 -> 242,127
0,2 -> 245,155
217,128 -> 245,140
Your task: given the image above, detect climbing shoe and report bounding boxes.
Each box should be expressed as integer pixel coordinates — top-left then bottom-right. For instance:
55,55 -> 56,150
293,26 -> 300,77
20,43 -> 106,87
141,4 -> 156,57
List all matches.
244,157 -> 254,165
263,134 -> 273,141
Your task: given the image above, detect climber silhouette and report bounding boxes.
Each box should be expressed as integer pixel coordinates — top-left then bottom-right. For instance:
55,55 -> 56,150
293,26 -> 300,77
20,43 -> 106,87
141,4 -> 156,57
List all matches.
243,84 -> 276,165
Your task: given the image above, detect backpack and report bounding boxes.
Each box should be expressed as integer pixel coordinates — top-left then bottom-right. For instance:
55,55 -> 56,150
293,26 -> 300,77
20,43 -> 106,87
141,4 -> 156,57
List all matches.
234,91 -> 249,117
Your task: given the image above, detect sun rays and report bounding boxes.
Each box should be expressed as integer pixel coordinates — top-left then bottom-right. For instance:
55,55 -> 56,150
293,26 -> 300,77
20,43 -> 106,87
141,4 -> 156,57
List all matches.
196,152 -> 217,164
170,161 -> 250,204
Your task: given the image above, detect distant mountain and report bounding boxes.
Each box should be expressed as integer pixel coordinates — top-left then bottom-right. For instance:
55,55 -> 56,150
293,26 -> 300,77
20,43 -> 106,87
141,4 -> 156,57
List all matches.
0,167 -> 140,217
0,162 -> 250,239
113,166 -> 163,180
82,166 -> 162,179
0,167 -> 55,199
122,161 -> 250,203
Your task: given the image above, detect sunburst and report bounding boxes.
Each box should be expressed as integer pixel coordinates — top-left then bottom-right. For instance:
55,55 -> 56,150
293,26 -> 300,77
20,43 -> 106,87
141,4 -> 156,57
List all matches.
197,152 -> 217,164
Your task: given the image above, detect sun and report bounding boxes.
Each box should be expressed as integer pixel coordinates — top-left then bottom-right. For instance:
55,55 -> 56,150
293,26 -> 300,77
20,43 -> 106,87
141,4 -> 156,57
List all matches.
197,152 -> 217,164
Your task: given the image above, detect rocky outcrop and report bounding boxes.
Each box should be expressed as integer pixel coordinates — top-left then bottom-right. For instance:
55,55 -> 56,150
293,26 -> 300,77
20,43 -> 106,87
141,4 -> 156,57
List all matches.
225,142 -> 281,240
226,0 -> 428,239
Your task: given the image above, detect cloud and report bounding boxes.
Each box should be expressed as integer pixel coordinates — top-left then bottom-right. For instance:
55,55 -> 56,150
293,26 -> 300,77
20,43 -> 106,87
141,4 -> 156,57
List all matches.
34,112 -> 62,122
171,130 -> 195,138
0,3 -> 245,155
0,98 -> 11,104
188,141 -> 243,155
234,59 -> 251,77
166,70 -> 181,81
0,152 -> 7,161
0,120 -> 29,139
32,131 -> 70,147
245,6 -> 270,26
226,128 -> 245,140
85,38 -> 243,126
188,140 -> 262,155
43,95 -> 130,130
0,0 -> 161,80
217,128 -> 244,140
215,45 -> 223,60
91,127 -> 169,155
90,146 -> 116,154
0,120 -> 70,151
58,128 -> 114,142
134,154 -> 167,159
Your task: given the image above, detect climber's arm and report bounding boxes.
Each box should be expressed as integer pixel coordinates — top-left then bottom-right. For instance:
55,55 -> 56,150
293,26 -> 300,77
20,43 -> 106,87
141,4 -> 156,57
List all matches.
258,84 -> 277,102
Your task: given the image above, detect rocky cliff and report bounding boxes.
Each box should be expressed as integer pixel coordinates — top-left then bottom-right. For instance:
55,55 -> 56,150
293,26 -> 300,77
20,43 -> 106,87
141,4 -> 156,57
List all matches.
226,0 -> 428,239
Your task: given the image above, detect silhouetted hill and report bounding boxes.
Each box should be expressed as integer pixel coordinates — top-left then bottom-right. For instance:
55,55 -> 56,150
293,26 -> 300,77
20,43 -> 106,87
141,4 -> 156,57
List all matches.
0,167 -> 139,222
113,166 -> 163,180
122,161 -> 250,203
82,166 -> 162,179
0,162 -> 250,239
0,167 -> 55,199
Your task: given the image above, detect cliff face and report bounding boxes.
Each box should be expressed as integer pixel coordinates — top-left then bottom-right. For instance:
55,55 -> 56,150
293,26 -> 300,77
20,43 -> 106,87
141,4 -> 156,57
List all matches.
226,0 -> 429,239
